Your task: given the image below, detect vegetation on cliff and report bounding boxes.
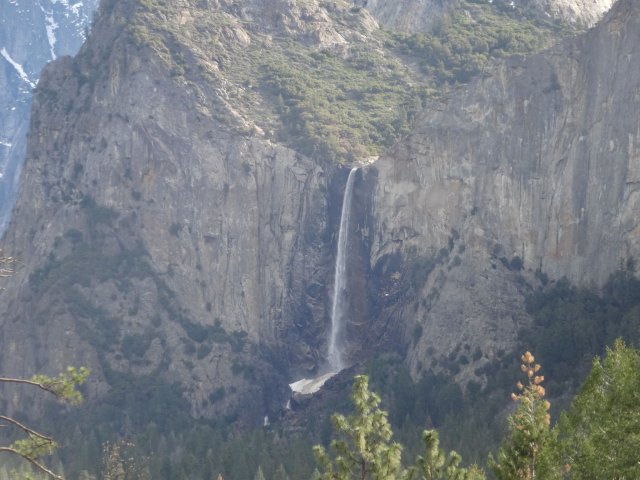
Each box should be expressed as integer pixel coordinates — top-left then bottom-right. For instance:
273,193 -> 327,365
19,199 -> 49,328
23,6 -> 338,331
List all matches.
387,0 -> 568,85
121,0 -> 572,163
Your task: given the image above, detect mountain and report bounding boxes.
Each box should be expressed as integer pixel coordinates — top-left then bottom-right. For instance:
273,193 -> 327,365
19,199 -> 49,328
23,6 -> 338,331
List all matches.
0,0 -> 99,233
0,0 -> 632,467
362,0 -> 640,379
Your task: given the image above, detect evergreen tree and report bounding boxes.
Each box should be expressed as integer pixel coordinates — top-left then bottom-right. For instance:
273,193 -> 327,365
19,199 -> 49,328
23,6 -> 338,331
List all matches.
273,464 -> 290,480
406,429 -> 485,480
313,375 -> 404,480
489,352 -> 552,480
101,441 -> 150,480
555,339 -> 640,479
254,466 -> 266,480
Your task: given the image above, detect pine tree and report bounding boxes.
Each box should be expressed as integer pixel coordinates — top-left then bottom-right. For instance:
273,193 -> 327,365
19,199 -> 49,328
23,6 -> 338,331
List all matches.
273,464 -> 290,480
489,352 -> 552,480
556,339 -> 640,479
313,375 -> 404,480
101,441 -> 150,480
407,430 -> 485,480
254,466 -> 266,480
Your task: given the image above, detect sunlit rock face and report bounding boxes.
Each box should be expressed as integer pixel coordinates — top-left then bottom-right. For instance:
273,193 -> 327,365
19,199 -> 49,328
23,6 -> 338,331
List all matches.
365,0 -> 640,380
358,0 -> 614,34
0,0 -> 338,423
529,0 -> 615,27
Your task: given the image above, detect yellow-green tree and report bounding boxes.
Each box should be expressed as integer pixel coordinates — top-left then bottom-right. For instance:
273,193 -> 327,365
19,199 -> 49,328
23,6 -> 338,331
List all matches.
406,429 -> 486,480
489,352 -> 552,480
313,375 -> 404,480
555,339 -> 640,479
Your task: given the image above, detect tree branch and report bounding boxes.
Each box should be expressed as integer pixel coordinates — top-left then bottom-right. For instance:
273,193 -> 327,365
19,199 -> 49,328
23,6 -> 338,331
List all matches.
0,447 -> 63,479
0,415 -> 55,441
0,376 -> 59,397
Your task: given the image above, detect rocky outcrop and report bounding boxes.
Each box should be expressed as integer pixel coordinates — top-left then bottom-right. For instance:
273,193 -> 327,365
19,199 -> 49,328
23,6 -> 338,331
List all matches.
354,0 -> 453,33
0,0 -> 337,423
365,0 -> 640,378
358,0 -> 614,33
0,0 -> 99,232
530,0 -> 614,27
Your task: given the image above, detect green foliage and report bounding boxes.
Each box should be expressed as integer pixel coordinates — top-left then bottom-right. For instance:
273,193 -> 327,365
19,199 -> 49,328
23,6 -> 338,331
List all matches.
407,430 -> 485,480
389,1 -> 567,86
314,375 -> 486,480
9,438 -> 58,464
0,464 -> 52,480
554,340 -> 640,479
121,334 -> 152,359
260,47 -> 426,163
254,466 -> 266,480
0,367 -> 88,479
489,353 -> 553,480
124,0 -> 570,165
96,367 -> 192,433
29,367 -> 90,405
80,196 -> 119,230
523,270 -> 640,389
101,441 -> 150,480
314,375 -> 404,479
209,387 -> 226,403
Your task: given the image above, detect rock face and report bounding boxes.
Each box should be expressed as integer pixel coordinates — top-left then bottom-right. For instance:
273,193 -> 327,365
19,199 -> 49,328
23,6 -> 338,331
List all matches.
0,0 -> 636,428
358,0 -> 614,33
364,0 -> 640,377
354,0 -> 451,33
0,0 -> 336,423
530,0 -> 615,27
0,0 -> 99,232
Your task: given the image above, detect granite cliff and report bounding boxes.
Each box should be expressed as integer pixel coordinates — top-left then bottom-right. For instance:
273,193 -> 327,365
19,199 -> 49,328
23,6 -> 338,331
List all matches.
0,0 -> 633,431
0,0 -> 344,422
358,0 -> 614,33
0,0 -> 99,232
362,0 -> 640,379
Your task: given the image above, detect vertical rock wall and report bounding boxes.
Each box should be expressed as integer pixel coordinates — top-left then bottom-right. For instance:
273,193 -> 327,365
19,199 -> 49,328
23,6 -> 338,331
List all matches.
366,0 -> 640,377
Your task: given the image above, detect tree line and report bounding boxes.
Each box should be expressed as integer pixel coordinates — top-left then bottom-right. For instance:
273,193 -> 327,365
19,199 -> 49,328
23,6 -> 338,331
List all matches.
312,341 -> 639,480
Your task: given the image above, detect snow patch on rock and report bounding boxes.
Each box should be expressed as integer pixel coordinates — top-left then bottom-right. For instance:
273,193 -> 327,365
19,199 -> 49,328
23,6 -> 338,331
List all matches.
0,48 -> 36,88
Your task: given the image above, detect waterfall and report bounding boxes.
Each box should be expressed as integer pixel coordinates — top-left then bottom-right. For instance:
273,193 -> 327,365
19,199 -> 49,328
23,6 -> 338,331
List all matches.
328,167 -> 358,372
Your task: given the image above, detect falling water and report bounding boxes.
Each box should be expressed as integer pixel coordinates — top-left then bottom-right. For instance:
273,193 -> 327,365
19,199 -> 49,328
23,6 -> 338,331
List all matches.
328,167 -> 358,372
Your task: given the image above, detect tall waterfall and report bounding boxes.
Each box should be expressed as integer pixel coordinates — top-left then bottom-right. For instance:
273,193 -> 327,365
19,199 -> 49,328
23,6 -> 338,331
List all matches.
328,167 -> 358,372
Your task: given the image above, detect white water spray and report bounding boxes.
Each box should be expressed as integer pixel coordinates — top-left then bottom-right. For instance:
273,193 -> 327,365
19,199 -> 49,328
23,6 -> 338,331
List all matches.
328,167 -> 358,372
